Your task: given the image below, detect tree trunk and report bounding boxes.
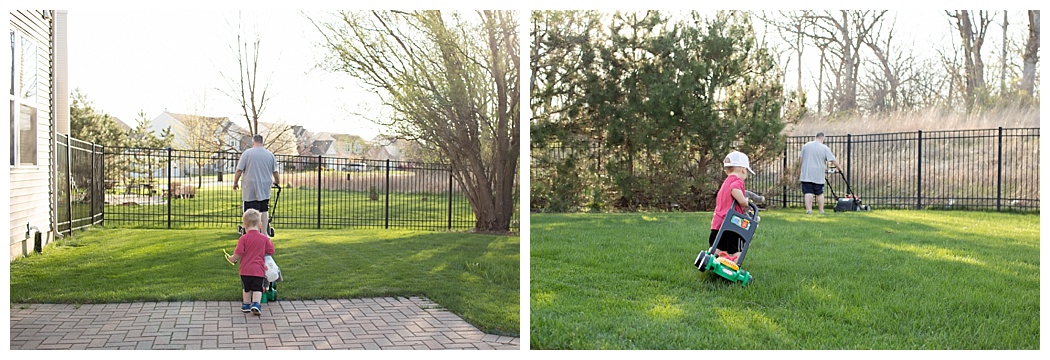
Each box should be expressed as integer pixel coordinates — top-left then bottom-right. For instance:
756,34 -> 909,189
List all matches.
956,10 -> 977,109
1021,10 -> 1040,96
1001,11 -> 1008,96
838,11 -> 857,111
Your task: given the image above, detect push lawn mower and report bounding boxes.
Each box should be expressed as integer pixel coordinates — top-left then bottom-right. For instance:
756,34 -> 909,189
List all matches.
825,169 -> 871,212
239,184 -> 282,237
693,202 -> 760,287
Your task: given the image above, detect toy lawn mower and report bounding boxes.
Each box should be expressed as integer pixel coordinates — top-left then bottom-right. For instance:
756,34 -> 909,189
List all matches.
223,251 -> 282,303
238,184 -> 282,237
826,169 -> 871,212
261,255 -> 282,303
693,202 -> 759,287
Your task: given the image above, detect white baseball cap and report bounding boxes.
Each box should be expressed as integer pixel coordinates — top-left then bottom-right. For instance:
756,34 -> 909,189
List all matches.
723,151 -> 755,174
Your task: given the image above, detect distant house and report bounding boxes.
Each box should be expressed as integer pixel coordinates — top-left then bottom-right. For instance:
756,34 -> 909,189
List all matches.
147,111 -> 252,177
364,144 -> 394,161
112,117 -> 132,133
8,10 -> 69,260
308,132 -> 339,169
151,111 -> 248,153
255,121 -> 298,156
331,134 -> 369,158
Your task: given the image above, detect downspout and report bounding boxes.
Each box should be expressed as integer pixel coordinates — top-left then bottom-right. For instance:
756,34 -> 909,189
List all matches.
52,10 -> 69,238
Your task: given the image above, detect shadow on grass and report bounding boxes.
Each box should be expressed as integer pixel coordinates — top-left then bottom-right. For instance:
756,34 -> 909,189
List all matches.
530,210 -> 1039,349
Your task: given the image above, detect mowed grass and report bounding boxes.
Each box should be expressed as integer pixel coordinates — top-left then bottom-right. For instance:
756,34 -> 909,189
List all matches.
11,228 -> 519,336
530,210 -> 1039,349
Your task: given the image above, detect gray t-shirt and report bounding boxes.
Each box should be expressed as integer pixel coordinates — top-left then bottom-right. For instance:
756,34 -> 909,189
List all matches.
799,140 -> 836,184
237,146 -> 278,202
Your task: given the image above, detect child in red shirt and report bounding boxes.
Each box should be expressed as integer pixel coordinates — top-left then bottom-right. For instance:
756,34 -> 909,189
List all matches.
227,209 -> 275,315
709,151 -> 754,264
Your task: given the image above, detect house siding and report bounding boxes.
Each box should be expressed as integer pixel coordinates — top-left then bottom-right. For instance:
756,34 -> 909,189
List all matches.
9,10 -> 56,260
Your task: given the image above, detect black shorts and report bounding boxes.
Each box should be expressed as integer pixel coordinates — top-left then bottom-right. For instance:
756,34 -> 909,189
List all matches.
709,229 -> 745,254
243,199 -> 270,213
801,182 -> 824,195
241,275 -> 266,292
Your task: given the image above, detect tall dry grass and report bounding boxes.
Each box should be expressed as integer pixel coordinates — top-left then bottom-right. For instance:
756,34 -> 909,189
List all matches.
787,107 -> 1040,136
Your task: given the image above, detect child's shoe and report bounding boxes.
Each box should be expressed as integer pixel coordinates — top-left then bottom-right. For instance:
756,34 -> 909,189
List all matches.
241,303 -> 251,313
251,302 -> 261,316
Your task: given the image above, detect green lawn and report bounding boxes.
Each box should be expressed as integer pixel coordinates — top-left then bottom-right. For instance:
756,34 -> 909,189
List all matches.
11,227 -> 520,336
104,187 -> 477,230
530,210 -> 1039,349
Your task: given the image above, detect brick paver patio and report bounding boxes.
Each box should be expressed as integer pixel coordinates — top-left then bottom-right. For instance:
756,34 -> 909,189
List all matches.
10,297 -> 519,350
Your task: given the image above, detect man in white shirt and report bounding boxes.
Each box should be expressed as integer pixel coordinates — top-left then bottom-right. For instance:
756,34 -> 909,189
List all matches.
799,132 -> 842,215
233,135 -> 281,232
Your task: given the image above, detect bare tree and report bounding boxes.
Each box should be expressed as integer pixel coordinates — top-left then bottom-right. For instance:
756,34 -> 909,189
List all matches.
178,94 -> 225,188
313,11 -> 519,232
252,121 -> 299,156
219,13 -> 276,138
1001,11 -> 1009,96
1020,10 -> 1040,96
947,10 -> 993,110
774,10 -> 888,114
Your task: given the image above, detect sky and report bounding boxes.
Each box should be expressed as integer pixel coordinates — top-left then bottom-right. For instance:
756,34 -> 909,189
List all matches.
65,7 -> 1036,142
67,9 -> 387,140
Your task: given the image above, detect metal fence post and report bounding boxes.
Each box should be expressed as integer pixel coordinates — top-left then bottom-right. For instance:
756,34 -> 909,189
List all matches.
997,126 -> 1003,211
66,136 -> 72,235
100,145 -> 105,226
385,159 -> 391,229
448,168 -> 453,230
91,144 -> 96,227
917,130 -> 923,210
782,144 -> 788,209
317,155 -> 322,229
167,147 -> 172,229
846,134 -> 852,184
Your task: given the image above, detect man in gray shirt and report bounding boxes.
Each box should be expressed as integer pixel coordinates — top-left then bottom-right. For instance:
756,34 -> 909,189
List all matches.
234,135 -> 280,233
799,132 -> 842,215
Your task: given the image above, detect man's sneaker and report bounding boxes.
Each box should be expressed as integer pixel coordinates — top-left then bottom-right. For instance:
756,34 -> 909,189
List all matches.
250,302 -> 261,316
819,211 -> 825,215
241,303 -> 251,313
806,210 -> 812,215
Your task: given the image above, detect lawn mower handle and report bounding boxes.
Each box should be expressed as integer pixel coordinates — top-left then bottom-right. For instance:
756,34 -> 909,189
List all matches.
744,201 -> 759,220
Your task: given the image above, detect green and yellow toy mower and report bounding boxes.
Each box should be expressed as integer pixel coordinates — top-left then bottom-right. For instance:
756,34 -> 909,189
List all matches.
694,202 -> 760,287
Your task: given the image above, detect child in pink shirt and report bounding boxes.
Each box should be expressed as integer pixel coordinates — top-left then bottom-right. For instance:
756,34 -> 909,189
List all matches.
709,151 -> 754,264
226,209 -> 275,315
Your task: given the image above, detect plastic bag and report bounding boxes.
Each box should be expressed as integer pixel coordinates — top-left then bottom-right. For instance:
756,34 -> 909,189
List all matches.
264,255 -> 281,282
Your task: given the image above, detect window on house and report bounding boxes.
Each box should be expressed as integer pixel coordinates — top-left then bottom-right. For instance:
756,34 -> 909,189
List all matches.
10,29 -> 39,166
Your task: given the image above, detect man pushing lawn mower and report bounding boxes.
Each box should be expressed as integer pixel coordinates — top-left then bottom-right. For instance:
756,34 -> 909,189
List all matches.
693,151 -> 764,287
234,134 -> 281,237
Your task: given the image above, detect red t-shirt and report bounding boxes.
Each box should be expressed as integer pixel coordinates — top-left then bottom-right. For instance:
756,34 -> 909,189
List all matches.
711,174 -> 746,230
234,230 -> 275,277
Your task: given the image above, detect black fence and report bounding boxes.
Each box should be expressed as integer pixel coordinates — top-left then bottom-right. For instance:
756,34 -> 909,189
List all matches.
101,148 -> 482,231
533,127 -> 1039,212
56,134 -> 105,235
751,127 -> 1039,211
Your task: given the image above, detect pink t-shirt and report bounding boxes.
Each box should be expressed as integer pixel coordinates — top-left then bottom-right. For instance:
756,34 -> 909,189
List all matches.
711,174 -> 746,230
234,230 -> 275,277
